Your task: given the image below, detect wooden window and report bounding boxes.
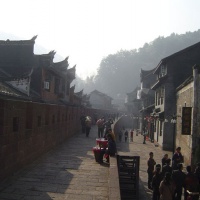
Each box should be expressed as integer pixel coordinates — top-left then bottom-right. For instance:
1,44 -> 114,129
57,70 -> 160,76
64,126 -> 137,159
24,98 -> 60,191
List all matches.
159,65 -> 167,78
44,81 -> 50,90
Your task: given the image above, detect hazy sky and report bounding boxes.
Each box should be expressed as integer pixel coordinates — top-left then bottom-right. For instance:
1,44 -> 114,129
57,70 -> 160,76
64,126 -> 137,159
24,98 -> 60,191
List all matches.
0,0 -> 200,79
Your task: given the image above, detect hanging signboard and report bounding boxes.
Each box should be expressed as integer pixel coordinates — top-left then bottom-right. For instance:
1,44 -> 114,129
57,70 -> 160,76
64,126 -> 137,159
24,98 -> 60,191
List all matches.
181,107 -> 192,135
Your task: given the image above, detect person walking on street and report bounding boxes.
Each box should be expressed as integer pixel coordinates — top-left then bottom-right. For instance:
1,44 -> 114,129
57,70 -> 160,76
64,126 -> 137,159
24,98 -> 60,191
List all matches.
143,128 -> 147,144
147,152 -> 156,190
118,129 -> 122,142
130,129 -> 133,142
96,117 -> 105,138
85,116 -> 92,137
124,130 -> 128,142
80,112 -> 86,134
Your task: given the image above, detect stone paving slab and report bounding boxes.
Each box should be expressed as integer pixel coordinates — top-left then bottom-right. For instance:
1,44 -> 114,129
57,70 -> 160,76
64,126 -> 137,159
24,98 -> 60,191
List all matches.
0,124 -> 176,200
0,126 -> 109,200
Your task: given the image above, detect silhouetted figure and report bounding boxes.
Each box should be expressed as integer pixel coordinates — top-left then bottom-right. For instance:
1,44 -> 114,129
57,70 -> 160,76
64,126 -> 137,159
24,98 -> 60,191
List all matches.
162,154 -> 169,168
172,163 -> 186,200
124,130 -> 128,142
152,164 -> 163,200
162,158 -> 172,177
184,165 -> 199,200
147,152 -> 156,190
172,147 -> 183,170
80,113 -> 86,133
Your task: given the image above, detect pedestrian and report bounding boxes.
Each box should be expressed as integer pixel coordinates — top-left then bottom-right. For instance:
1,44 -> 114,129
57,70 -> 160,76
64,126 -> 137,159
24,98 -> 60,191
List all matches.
136,129 -> 138,136
161,154 -> 169,168
147,152 -> 156,190
152,164 -> 163,200
93,112 -> 98,125
85,116 -> 92,137
103,118 -> 113,136
80,112 -> 86,133
172,147 -> 183,170
96,117 -> 105,138
159,172 -> 176,200
106,128 -> 115,141
184,165 -> 199,200
99,133 -> 116,164
162,159 -> 172,177
143,128 -> 147,144
172,163 -> 186,200
124,130 -> 128,142
130,129 -> 133,142
118,129 -> 122,142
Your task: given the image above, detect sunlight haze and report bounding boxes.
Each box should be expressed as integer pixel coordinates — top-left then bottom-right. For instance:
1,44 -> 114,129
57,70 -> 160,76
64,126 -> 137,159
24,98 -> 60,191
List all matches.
0,0 -> 200,79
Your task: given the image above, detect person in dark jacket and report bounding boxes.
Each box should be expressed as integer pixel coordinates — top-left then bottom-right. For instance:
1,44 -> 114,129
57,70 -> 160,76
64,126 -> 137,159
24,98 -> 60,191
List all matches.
161,154 -> 169,168
172,163 -> 186,200
147,152 -> 156,190
162,158 -> 172,176
184,165 -> 199,200
152,164 -> 163,200
80,113 -> 86,133
172,147 -> 183,170
124,130 -> 128,142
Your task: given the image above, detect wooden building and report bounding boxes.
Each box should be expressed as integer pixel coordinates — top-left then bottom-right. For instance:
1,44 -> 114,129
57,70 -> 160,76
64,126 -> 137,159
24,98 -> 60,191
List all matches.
151,41 -> 200,151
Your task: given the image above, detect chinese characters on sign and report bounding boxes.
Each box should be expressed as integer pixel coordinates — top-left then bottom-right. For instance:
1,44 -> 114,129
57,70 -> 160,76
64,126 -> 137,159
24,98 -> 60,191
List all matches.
182,107 -> 192,135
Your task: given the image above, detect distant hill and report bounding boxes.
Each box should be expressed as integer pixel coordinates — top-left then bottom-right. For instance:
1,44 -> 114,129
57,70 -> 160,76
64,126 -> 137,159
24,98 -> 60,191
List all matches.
80,29 -> 200,102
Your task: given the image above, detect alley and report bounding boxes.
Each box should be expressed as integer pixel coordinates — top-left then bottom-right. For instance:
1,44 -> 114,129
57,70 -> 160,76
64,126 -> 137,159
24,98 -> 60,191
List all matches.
0,125 -> 171,200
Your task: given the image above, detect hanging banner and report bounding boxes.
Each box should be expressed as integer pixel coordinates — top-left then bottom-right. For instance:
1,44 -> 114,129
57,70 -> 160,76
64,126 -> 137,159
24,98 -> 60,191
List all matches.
181,107 -> 192,135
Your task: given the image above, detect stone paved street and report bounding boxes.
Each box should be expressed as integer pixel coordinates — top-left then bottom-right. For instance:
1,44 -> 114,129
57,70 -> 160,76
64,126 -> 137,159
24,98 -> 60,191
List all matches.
0,124 -> 172,200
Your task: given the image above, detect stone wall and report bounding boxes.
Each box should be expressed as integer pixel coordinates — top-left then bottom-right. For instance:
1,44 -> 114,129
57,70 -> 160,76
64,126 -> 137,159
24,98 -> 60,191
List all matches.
176,82 -> 193,166
0,99 -> 99,181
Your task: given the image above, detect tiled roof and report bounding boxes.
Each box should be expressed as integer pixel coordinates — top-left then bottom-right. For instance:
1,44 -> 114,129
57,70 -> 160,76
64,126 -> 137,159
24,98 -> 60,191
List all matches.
154,41 -> 200,74
0,35 -> 37,45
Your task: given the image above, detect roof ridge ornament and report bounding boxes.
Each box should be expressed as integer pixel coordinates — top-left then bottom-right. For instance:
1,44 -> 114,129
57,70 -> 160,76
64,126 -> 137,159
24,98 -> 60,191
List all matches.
48,50 -> 56,57
31,35 -> 38,41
